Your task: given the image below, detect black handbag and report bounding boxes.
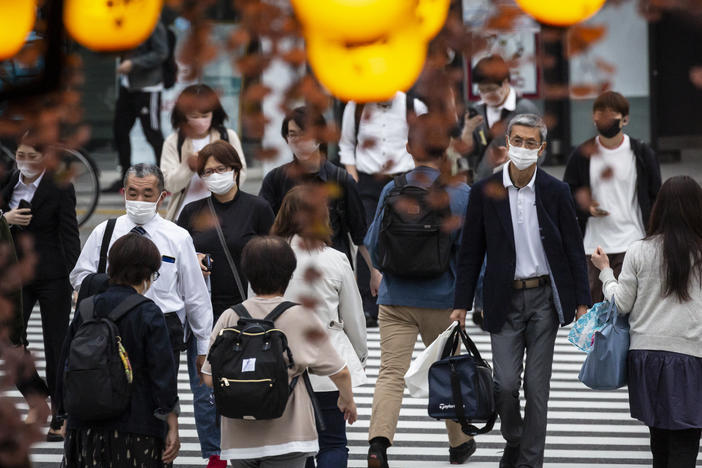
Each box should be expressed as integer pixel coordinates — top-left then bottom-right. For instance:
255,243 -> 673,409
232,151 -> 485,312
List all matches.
428,324 -> 497,435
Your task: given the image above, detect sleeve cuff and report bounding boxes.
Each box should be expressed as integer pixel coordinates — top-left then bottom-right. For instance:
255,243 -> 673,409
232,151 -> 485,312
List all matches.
197,339 -> 210,356
312,362 -> 347,377
153,399 -> 180,421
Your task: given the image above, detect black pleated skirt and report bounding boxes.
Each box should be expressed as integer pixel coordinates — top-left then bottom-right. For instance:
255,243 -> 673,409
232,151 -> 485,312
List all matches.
628,349 -> 702,430
61,428 -> 169,468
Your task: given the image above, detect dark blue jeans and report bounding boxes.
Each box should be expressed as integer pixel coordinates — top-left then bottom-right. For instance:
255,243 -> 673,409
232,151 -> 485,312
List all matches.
305,391 -> 348,468
187,336 -> 220,458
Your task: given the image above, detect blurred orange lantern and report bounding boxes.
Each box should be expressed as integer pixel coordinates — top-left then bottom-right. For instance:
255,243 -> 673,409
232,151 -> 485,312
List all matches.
64,0 -> 163,52
292,0 -> 450,103
0,0 -> 36,60
514,0 -> 607,26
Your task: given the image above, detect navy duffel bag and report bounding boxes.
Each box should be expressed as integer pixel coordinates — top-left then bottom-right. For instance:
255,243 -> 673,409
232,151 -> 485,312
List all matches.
428,324 -> 497,435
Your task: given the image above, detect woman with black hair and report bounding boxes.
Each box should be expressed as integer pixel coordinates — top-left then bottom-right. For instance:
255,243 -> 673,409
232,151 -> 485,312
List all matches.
161,84 -> 248,221
591,175 -> 702,468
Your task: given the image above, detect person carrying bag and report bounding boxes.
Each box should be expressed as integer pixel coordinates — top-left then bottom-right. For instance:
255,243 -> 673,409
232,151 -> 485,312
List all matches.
428,324 -> 497,436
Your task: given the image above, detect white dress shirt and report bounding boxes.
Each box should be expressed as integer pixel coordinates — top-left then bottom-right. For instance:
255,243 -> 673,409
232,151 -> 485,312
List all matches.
339,91 -> 428,175
284,235 -> 367,392
70,214 -> 213,354
484,86 -> 517,129
503,163 -> 550,280
9,171 -> 45,209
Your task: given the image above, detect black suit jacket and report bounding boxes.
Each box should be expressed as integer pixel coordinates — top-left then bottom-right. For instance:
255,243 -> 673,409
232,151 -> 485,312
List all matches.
454,168 -> 591,333
1,170 -> 81,282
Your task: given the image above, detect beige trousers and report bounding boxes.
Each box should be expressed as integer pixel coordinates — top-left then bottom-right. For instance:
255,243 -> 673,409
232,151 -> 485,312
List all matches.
368,305 -> 473,447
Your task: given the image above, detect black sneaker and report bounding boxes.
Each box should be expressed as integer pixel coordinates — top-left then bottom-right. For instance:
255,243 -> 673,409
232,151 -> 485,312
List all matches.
366,316 -> 379,328
499,444 -> 520,468
449,439 -> 476,464
367,441 -> 389,468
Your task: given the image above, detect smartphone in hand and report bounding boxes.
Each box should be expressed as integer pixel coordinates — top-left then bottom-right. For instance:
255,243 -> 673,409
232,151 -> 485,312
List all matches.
18,199 -> 32,211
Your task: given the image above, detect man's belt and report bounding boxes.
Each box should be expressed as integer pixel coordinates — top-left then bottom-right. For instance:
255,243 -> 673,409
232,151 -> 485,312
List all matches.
513,275 -> 550,290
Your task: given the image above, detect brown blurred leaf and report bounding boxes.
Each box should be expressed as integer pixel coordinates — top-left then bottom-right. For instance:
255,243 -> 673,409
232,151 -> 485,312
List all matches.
483,180 -> 507,201
441,215 -> 463,233
600,166 -> 614,180
567,25 -> 607,57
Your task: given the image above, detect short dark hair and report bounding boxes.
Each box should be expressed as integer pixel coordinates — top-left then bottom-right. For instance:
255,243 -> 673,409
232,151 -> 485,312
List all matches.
472,55 -> 511,86
171,84 -> 228,130
197,140 -> 243,184
407,113 -> 451,161
241,236 -> 297,295
593,91 -> 629,117
281,106 -> 328,155
108,233 -> 162,287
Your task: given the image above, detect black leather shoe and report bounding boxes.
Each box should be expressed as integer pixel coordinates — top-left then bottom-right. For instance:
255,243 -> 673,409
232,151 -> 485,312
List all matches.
499,444 -> 520,468
366,316 -> 379,328
449,439 -> 477,464
367,441 -> 389,468
46,416 -> 64,442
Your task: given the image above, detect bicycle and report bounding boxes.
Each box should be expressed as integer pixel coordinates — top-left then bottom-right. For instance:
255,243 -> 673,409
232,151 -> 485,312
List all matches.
0,140 -> 100,227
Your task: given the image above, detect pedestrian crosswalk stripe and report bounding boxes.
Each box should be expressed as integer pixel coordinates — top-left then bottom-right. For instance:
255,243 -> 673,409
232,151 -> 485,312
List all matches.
5,312 -> 702,467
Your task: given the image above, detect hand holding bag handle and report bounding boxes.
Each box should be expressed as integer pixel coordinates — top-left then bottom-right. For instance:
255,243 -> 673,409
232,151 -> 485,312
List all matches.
443,324 -> 497,436
207,197 -> 246,301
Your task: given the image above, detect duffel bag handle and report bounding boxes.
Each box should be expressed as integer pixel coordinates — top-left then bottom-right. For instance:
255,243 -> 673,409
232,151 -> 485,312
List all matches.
440,324 -> 489,368
449,360 -> 497,436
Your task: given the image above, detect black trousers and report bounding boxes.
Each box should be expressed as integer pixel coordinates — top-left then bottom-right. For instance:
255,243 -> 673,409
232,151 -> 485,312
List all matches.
22,277 -> 72,405
649,426 -> 701,468
113,86 -> 164,177
356,172 -> 392,321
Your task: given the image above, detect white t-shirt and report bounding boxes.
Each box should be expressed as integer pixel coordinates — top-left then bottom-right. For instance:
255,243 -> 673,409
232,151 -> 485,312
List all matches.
176,135 -> 211,220
583,134 -> 645,255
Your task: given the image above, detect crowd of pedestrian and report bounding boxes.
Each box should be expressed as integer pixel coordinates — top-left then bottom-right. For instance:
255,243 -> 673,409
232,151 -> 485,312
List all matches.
1,43 -> 701,468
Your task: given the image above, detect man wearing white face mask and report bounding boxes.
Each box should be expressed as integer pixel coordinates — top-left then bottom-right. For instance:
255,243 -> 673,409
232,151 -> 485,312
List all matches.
70,164 -> 213,381
451,114 -> 591,468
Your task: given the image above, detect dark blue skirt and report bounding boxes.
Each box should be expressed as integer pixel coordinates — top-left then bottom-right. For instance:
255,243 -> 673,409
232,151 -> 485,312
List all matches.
628,350 -> 702,430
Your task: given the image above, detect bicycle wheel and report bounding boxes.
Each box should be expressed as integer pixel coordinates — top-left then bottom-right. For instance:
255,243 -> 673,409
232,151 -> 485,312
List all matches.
55,148 -> 100,227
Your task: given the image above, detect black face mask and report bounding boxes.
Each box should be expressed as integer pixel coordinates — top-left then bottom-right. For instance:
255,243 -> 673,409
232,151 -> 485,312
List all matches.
596,118 -> 621,138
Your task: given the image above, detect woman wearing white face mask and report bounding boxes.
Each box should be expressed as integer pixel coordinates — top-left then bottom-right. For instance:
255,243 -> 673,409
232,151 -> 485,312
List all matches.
176,140 -> 274,467
161,84 -> 248,222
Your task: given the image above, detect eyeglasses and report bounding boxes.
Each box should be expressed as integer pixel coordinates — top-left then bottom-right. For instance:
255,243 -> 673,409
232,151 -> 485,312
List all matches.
202,166 -> 231,177
151,271 -> 160,282
508,136 -> 542,151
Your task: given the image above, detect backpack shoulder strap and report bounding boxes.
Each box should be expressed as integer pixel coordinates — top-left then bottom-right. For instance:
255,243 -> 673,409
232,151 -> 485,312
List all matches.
233,303 -> 251,319
393,173 -> 408,189
97,218 -> 117,274
264,301 -> 298,323
78,297 -> 96,322
108,295 -> 152,323
354,103 -> 366,145
177,130 -> 186,162
217,126 -> 229,142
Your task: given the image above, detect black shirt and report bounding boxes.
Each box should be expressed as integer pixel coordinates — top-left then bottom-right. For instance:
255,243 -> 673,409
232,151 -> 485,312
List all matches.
258,159 -> 367,261
177,191 -> 274,314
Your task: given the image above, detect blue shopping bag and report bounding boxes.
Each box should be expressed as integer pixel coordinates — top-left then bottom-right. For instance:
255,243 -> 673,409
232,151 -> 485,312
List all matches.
578,300 -> 630,390
568,301 -> 610,352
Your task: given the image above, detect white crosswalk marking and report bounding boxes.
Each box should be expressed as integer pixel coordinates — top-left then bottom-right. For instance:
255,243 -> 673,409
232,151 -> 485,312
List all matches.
6,312 -> 702,467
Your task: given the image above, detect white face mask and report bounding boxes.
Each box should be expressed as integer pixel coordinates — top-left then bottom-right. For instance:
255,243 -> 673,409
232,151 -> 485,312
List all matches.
508,145 -> 541,171
204,170 -> 236,195
125,197 -> 160,225
290,139 -> 320,158
17,161 -> 42,179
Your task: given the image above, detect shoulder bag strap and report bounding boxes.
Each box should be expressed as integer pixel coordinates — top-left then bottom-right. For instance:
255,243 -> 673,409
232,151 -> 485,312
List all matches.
354,103 -> 366,147
97,218 -> 117,274
207,197 -> 247,301
449,359 -> 497,435
177,130 -> 185,162
263,301 -> 298,322
78,297 -> 96,322
302,370 -> 327,432
108,295 -> 152,322
217,126 -> 229,142
232,303 -> 251,319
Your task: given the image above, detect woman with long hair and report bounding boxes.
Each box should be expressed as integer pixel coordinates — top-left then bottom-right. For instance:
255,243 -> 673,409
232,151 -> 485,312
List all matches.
161,83 -> 248,221
591,175 -> 702,468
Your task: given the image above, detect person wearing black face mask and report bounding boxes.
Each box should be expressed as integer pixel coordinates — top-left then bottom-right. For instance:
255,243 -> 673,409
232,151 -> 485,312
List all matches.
563,91 -> 661,303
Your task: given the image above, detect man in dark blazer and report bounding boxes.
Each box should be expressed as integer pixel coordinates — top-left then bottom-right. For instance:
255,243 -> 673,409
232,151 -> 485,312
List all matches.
452,114 -> 591,468
0,136 -> 80,440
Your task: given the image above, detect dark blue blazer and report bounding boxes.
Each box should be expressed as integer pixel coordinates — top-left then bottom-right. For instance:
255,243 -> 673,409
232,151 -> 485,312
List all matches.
454,169 -> 591,333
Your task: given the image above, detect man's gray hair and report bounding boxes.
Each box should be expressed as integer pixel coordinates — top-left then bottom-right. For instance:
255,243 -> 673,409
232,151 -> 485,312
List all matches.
507,113 -> 548,143
123,163 -> 165,192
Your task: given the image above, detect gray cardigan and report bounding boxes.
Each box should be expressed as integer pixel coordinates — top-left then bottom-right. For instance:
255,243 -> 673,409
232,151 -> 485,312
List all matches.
122,22 -> 168,90
600,237 -> 702,358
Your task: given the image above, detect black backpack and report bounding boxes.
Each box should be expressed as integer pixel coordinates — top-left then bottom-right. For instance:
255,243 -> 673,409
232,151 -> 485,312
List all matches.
376,174 -> 453,278
63,294 -> 151,421
162,25 -> 178,89
207,301 -> 302,420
